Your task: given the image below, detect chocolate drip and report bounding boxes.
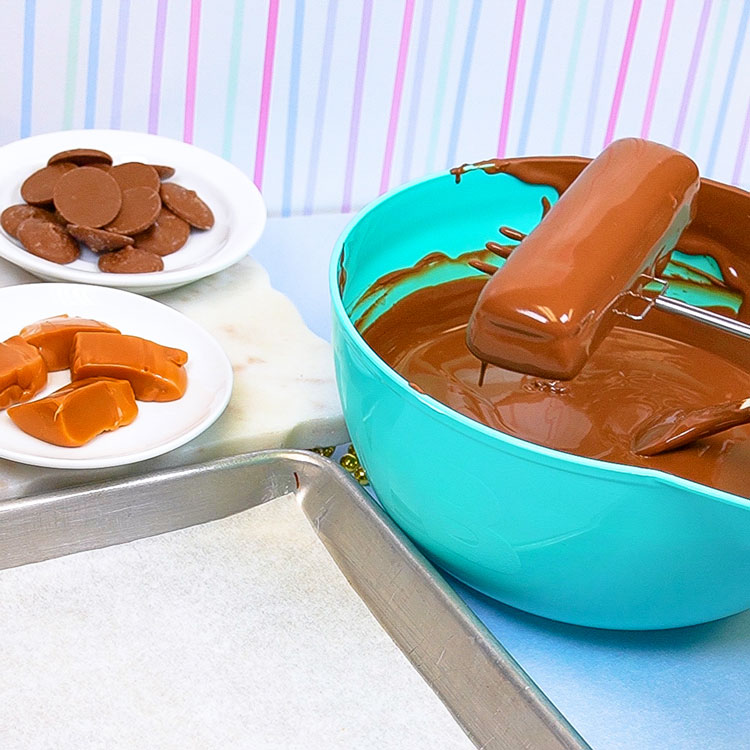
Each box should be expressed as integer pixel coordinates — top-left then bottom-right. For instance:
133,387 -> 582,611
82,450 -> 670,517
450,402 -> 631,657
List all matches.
485,241 -> 514,259
498,226 -> 526,242
469,259 -> 498,276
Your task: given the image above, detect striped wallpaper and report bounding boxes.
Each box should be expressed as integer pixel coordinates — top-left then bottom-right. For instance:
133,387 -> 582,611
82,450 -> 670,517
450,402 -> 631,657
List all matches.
2,0 -> 750,216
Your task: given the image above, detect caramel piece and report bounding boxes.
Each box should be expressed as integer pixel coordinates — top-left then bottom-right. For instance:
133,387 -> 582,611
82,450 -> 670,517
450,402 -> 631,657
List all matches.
67,225 -> 134,252
8,377 -> 137,447
1,204 -> 62,238
98,246 -> 164,274
20,315 -> 120,371
109,162 -> 161,192
48,148 -> 113,167
106,186 -> 161,235
160,183 -> 214,229
71,332 -> 188,401
21,163 -> 77,206
53,167 -> 122,228
0,336 -> 47,409
467,139 -> 701,380
133,207 -> 190,256
17,218 -> 80,264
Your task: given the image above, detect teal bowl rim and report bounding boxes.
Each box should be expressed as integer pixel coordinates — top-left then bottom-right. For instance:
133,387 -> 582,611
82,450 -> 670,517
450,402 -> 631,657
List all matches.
329,171 -> 750,512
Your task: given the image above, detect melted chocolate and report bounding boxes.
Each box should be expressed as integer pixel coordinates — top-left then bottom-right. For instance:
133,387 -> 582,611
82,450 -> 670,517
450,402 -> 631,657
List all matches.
362,277 -> 750,498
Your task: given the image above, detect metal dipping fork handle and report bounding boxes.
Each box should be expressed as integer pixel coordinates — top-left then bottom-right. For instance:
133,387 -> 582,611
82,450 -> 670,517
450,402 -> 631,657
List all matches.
654,295 -> 750,340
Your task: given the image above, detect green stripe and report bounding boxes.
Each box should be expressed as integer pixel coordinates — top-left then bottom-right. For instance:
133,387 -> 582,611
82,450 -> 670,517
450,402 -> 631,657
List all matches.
63,0 -> 82,130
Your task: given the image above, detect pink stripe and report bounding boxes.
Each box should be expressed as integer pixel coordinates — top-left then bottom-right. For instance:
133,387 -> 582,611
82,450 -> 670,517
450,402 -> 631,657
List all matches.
497,0 -> 526,157
254,0 -> 280,191
379,0 -> 416,194
604,0 -> 642,146
183,0 -> 202,144
640,0 -> 674,138
732,95 -> 750,184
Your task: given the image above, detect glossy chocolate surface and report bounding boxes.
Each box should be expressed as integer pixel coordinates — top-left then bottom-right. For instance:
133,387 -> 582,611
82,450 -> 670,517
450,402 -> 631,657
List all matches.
465,139 -> 700,379
362,277 -> 750,498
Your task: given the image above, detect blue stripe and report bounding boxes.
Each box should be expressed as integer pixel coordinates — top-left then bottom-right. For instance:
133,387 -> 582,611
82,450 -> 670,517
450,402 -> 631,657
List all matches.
110,0 -> 131,129
705,0 -> 749,175
400,0 -> 433,183
282,0 -> 305,216
552,0 -> 588,153
85,0 -> 103,129
516,0 -> 551,154
582,0 -> 613,154
303,0 -> 338,214
21,0 -> 36,138
446,0 -> 482,167
222,0 -> 246,160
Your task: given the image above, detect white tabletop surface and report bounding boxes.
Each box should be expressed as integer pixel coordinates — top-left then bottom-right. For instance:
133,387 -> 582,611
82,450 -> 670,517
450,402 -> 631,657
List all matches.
256,211 -> 750,750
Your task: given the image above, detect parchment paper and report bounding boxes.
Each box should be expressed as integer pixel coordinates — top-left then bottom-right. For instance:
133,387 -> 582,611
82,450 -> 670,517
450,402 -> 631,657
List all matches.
0,494 -> 472,749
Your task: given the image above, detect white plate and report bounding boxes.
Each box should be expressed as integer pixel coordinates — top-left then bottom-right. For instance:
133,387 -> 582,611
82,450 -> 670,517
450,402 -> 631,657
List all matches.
0,130 -> 266,294
0,283 -> 233,469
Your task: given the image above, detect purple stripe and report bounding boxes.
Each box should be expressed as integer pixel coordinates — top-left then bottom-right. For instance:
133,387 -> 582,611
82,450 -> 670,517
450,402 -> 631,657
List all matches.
673,0 -> 711,147
341,0 -> 373,213
732,94 -> 750,184
304,0 -> 338,215
148,0 -> 168,134
582,0 -> 613,153
400,0 -> 432,183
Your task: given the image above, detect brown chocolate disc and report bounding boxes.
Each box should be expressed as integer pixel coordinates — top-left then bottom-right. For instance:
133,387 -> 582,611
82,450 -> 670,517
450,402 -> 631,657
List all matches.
17,218 -> 80,264
98,246 -> 164,274
53,167 -> 122,228
2,205 -> 62,238
105,186 -> 161,235
109,162 -> 161,192
47,148 -> 113,167
152,164 -> 176,180
20,163 -> 77,206
160,183 -> 214,230
67,224 -> 134,252
133,207 -> 190,256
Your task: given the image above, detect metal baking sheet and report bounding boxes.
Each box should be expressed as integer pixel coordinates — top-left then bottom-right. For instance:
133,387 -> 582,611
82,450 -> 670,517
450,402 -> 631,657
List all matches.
0,450 -> 589,750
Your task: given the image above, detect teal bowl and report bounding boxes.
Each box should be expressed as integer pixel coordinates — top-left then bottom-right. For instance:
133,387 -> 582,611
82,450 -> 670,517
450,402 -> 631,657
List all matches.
329,169 -> 750,630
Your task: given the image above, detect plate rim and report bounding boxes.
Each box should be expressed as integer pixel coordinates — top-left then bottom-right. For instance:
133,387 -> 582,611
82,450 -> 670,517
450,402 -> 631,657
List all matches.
0,129 -> 266,294
0,281 -> 233,469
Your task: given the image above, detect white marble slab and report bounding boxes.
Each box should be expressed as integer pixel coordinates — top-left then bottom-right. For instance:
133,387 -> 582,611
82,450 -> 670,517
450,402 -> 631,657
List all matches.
0,241 -> 348,500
